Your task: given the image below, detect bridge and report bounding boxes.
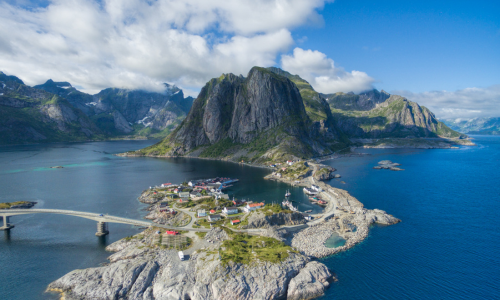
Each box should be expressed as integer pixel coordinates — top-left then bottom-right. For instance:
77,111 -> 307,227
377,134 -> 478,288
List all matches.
0,209 -> 211,236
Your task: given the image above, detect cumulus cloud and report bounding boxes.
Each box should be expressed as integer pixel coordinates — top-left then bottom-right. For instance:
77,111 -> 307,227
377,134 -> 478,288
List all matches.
281,47 -> 375,94
394,85 -> 500,119
0,0 -> 327,95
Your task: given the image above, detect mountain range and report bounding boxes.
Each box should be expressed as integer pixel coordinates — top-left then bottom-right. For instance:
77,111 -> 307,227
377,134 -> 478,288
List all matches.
442,117 -> 500,135
0,71 -> 193,145
129,67 -> 470,163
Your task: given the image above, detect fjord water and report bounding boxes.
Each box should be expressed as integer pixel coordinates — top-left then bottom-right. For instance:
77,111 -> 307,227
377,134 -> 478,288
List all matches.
0,137 -> 498,299
0,140 -> 317,300
320,136 -> 500,299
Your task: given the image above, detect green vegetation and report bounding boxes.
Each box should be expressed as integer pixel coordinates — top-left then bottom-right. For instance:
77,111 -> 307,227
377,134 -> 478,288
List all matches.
0,201 -> 32,209
262,204 -> 292,216
219,233 -> 296,265
195,232 -> 207,238
199,138 -> 240,158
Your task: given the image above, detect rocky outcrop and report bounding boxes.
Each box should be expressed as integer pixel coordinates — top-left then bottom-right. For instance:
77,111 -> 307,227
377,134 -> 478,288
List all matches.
244,212 -> 307,229
48,228 -> 334,300
287,261 -> 333,300
134,67 -> 348,161
313,165 -> 336,181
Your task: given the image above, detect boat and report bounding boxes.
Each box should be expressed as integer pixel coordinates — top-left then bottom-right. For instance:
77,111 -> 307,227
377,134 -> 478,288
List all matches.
303,187 -> 318,195
305,210 -> 312,213
281,200 -> 298,212
285,189 -> 291,197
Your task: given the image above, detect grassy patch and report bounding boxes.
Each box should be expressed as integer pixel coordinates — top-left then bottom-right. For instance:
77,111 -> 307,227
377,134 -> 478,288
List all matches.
220,233 -> 296,265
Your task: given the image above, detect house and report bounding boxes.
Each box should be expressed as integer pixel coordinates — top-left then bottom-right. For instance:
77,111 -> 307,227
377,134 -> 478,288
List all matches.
188,181 -> 196,187
287,160 -> 294,166
178,192 -> 190,198
209,209 -> 216,214
231,219 -> 241,225
164,231 -> 179,235
159,202 -> 169,212
281,167 -> 287,172
197,209 -> 206,217
302,213 -> 313,221
208,214 -> 221,222
244,202 -> 265,212
223,207 -> 239,215
173,188 -> 179,193
161,183 -> 172,187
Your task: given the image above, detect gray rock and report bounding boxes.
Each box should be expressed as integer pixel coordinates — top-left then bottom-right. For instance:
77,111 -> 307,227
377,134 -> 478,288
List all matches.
287,261 -> 333,300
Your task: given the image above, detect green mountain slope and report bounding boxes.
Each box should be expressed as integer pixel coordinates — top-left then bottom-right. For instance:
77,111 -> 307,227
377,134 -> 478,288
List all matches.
324,91 -> 465,139
0,72 -> 104,145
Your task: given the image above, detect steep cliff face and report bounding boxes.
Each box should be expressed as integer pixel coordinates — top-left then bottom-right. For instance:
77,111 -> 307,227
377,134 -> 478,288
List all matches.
325,90 -> 464,139
136,67 -> 348,161
0,72 -> 102,145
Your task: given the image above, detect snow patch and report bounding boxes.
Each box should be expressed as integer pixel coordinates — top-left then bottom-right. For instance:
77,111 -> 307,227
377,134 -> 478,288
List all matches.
58,86 -> 71,89
136,115 -> 152,127
85,102 -> 97,106
0,93 -> 3,96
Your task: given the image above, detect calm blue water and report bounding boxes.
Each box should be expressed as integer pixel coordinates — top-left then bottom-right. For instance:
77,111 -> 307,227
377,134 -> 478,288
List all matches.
1,137 -> 498,299
0,140 -> 320,300
320,136 -> 500,299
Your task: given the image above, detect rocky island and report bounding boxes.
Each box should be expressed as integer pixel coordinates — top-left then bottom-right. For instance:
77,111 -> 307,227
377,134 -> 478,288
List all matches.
47,162 -> 399,300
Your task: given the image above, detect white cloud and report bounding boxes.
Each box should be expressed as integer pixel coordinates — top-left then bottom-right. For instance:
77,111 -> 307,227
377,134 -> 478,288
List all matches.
394,85 -> 500,119
281,47 -> 375,94
0,0 -> 326,94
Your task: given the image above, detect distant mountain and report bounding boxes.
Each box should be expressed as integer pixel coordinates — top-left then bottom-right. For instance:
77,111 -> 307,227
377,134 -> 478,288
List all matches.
131,67 -> 349,162
0,71 -> 194,145
323,90 -> 465,139
35,79 -> 194,138
443,117 -> 500,135
0,72 -> 103,145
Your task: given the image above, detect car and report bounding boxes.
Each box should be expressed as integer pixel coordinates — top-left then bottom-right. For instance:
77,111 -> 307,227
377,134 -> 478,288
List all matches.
99,214 -> 104,217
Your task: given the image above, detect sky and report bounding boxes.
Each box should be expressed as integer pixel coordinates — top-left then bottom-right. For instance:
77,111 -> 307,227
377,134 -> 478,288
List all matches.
0,0 -> 499,119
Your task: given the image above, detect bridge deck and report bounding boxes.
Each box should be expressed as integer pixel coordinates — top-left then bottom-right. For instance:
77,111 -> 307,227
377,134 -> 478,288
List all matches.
0,209 -> 212,232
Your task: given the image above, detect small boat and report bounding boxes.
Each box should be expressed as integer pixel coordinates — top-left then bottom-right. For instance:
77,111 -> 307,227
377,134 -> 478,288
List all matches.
285,189 -> 291,197
305,210 -> 312,213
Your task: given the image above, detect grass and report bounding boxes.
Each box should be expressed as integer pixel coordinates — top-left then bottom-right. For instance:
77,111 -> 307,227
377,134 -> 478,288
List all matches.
219,233 -> 296,265
195,232 -> 207,238
0,201 -> 33,209
262,204 -> 292,216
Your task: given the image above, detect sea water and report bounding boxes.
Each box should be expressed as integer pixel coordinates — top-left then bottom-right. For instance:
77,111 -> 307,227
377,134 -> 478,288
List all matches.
0,137 -> 499,299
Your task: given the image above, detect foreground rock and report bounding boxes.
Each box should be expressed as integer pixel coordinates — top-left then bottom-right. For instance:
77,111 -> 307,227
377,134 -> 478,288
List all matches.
48,228 -> 334,300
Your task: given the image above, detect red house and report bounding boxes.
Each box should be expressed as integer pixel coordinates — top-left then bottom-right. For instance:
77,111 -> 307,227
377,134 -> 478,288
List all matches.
165,231 -> 179,235
231,219 -> 241,225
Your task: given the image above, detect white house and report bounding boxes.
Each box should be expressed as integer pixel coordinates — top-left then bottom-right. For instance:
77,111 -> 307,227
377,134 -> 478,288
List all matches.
311,185 -> 322,192
222,207 -> 239,215
197,209 -> 206,217
178,192 -> 190,198
243,202 -> 264,213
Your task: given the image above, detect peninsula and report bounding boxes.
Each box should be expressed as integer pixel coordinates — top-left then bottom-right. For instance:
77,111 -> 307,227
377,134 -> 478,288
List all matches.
47,160 -> 399,300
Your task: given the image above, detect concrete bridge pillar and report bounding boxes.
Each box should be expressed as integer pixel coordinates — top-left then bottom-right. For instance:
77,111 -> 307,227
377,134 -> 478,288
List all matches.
0,216 -> 14,231
95,221 -> 109,236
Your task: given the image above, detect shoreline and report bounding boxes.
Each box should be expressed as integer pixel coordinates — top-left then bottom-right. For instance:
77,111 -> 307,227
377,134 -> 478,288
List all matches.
46,155 -> 400,300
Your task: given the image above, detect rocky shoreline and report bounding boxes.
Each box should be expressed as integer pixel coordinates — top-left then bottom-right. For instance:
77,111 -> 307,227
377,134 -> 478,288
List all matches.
47,162 -> 400,300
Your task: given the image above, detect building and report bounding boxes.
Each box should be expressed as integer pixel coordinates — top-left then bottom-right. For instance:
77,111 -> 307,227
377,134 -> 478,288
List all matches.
244,202 -> 264,212
164,231 -> 179,236
287,160 -> 294,166
231,219 -> 241,225
209,209 -> 216,214
208,214 -> 221,222
223,207 -> 239,215
161,183 -> 172,187
197,209 -> 206,217
159,202 -> 169,212
178,192 -> 190,198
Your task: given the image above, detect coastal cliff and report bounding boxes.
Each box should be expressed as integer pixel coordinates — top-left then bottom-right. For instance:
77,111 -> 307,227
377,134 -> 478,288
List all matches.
48,227 -> 334,300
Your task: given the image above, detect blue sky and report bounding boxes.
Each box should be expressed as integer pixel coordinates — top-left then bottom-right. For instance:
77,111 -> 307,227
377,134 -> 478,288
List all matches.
0,0 -> 499,118
295,0 -> 500,93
